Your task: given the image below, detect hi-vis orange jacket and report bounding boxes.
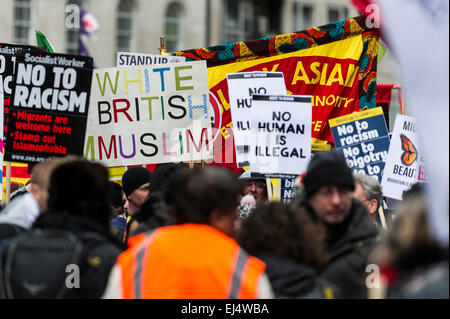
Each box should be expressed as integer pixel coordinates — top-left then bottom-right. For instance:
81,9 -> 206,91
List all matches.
106,223 -> 267,299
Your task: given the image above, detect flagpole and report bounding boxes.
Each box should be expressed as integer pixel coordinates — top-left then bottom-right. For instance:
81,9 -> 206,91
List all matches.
400,71 -> 406,115
159,35 -> 166,55
5,162 -> 11,204
266,178 -> 273,201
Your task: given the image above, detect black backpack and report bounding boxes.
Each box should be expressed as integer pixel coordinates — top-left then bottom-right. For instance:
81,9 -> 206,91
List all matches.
0,229 -> 116,299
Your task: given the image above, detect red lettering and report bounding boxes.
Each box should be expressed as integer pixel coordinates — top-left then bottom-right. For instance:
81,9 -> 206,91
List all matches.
186,128 -> 210,153
113,99 -> 133,123
98,135 -> 117,160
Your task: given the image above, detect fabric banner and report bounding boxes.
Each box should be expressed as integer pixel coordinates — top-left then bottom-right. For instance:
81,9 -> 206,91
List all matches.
84,61 -> 213,167
376,84 -> 394,128
171,16 -> 379,172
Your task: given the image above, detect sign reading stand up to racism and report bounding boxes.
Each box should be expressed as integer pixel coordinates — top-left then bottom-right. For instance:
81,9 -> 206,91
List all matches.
84,61 -> 213,167
117,51 -> 185,66
4,50 -> 94,163
329,107 -> 390,182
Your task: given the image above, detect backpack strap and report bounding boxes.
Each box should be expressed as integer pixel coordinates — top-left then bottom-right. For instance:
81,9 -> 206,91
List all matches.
2,230 -> 84,299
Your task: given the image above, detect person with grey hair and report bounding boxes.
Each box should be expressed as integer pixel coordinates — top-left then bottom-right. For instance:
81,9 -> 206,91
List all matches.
352,174 -> 383,226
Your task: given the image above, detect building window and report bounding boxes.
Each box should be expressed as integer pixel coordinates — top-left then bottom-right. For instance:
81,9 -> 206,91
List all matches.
165,2 -> 184,52
13,0 -> 32,44
117,0 -> 135,52
327,6 -> 349,23
66,0 -> 82,54
223,0 -> 255,43
293,3 -> 314,31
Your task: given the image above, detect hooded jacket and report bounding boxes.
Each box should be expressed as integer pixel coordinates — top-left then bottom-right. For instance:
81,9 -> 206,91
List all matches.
0,193 -> 41,241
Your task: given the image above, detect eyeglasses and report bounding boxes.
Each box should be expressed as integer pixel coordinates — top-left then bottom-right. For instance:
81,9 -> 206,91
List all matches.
245,180 -> 266,190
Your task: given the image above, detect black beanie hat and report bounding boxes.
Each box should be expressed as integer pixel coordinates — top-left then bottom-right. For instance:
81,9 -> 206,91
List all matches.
303,151 -> 354,198
122,166 -> 153,196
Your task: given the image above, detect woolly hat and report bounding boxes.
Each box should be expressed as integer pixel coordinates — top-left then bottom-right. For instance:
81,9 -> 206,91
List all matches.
122,166 -> 153,196
303,151 -> 354,198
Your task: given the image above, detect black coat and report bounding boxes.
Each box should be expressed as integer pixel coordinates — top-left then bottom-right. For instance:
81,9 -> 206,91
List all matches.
260,255 -> 338,299
1,213 -> 124,299
320,199 -> 380,299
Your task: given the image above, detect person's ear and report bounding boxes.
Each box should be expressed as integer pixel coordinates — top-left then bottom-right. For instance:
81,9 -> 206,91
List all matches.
368,199 -> 378,216
29,183 -> 40,200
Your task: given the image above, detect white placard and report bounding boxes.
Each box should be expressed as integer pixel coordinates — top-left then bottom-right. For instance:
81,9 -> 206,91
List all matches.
117,51 -> 186,67
249,94 -> 312,175
84,61 -> 212,166
226,72 -> 287,167
381,114 -> 424,200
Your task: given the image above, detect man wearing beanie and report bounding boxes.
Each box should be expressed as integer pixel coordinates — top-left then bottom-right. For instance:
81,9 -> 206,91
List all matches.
122,166 -> 153,216
117,166 -> 153,242
301,150 -> 379,298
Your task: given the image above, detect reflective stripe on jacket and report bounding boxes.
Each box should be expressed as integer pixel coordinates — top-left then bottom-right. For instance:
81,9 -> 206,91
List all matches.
116,223 -> 266,299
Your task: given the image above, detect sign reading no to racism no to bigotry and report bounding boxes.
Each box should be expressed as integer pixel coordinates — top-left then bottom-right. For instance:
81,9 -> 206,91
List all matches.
329,107 -> 390,183
4,50 -> 93,163
84,61 -> 213,167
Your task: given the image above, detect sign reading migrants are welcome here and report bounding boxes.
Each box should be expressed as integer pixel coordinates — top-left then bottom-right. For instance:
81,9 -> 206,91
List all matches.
84,61 -> 213,167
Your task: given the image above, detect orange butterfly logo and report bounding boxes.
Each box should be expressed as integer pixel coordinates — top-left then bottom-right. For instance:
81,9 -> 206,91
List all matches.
400,134 -> 418,166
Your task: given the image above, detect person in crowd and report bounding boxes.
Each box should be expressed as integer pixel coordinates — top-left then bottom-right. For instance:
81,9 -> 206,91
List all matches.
0,157 -> 67,241
239,171 -> 268,205
296,150 -> 380,298
127,163 -> 186,238
108,182 -> 127,241
103,166 -> 273,299
352,173 -> 385,227
108,182 -> 124,220
369,183 -> 448,298
113,166 -> 153,242
0,157 -> 123,298
238,201 -> 338,298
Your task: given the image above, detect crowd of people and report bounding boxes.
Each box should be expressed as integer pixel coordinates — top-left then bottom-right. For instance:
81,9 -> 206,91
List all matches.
0,151 -> 447,299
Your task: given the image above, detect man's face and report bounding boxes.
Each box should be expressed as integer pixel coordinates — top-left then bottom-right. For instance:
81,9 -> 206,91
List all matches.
243,180 -> 266,204
353,182 -> 377,219
308,185 -> 352,225
122,192 -> 129,214
127,182 -> 150,215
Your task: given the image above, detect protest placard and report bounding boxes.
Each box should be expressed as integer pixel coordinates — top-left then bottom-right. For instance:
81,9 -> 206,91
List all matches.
117,52 -> 185,66
381,114 -> 425,200
226,72 -> 287,167
248,94 -> 312,176
1,43 -> 46,141
329,107 -> 390,182
3,50 -> 93,163
83,61 -> 212,167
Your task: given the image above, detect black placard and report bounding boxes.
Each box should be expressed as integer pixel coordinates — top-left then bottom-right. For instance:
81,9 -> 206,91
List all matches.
0,43 -> 47,141
4,50 -> 93,163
